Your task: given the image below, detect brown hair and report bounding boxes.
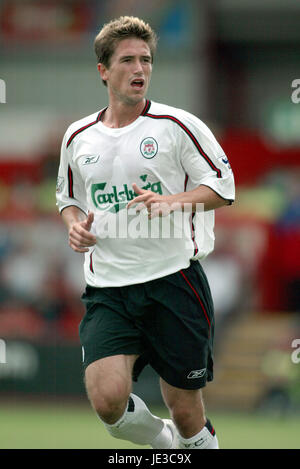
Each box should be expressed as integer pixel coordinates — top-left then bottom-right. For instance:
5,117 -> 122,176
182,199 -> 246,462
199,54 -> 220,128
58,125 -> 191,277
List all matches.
94,16 -> 158,86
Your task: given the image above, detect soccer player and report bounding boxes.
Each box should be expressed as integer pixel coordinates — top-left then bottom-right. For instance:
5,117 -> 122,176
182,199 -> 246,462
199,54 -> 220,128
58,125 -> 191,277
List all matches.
56,16 -> 235,449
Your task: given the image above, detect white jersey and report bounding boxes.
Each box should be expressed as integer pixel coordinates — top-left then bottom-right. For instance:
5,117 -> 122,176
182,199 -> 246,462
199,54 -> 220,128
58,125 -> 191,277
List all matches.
56,100 -> 235,287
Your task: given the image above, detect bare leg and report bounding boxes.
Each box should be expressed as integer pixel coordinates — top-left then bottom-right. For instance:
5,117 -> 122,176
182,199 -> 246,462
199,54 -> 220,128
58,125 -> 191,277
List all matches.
85,355 -> 173,448
160,378 -> 206,438
85,354 -> 138,423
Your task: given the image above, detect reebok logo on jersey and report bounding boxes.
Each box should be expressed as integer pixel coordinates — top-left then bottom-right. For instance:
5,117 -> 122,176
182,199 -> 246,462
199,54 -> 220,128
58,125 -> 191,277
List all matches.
187,368 -> 206,379
91,175 -> 162,213
83,155 -> 100,165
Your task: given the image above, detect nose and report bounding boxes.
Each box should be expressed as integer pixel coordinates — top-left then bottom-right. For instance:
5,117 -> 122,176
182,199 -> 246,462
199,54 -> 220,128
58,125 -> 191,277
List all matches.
133,59 -> 143,74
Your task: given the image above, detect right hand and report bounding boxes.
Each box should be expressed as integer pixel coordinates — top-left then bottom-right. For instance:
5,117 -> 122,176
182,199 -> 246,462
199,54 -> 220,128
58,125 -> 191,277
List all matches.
68,212 -> 97,253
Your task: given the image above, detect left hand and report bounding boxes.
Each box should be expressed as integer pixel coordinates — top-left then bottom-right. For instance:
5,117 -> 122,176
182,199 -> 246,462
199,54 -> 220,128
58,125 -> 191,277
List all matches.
127,183 -> 179,219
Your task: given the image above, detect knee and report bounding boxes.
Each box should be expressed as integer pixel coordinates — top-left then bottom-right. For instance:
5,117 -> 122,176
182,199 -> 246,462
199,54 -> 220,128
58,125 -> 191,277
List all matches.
164,389 -> 206,431
85,376 -> 131,424
170,404 -> 195,425
94,393 -> 129,423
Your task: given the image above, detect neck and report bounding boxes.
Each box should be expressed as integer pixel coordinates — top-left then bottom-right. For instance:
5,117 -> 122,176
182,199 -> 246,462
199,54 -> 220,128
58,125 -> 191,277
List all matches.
101,98 -> 146,128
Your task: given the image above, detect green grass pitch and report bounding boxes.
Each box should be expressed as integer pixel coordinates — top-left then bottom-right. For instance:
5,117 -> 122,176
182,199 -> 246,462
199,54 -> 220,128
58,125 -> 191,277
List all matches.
1,400 -> 300,449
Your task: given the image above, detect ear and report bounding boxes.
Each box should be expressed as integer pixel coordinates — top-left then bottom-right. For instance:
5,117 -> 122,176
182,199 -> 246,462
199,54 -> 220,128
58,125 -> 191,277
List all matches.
97,63 -> 109,82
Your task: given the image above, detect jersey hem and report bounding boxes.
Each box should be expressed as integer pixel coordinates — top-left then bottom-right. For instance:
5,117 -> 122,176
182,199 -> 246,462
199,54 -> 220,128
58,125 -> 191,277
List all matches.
84,259 -> 192,288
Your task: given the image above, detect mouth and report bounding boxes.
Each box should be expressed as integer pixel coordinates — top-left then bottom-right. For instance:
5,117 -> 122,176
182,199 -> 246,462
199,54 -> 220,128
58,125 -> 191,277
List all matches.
130,78 -> 145,89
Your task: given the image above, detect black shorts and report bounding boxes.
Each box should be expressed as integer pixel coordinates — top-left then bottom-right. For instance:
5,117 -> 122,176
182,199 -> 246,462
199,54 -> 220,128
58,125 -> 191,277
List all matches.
79,261 -> 214,389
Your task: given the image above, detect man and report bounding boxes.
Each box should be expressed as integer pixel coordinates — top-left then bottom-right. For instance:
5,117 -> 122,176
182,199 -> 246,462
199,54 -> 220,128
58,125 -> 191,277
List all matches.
56,16 -> 235,449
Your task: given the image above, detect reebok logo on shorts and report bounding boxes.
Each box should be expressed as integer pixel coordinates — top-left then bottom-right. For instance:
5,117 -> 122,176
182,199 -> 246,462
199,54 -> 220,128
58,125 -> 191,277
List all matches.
187,368 -> 206,379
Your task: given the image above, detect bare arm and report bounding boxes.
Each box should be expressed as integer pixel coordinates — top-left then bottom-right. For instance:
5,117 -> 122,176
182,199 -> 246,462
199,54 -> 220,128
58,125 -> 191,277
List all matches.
61,206 -> 96,253
127,183 -> 230,218
167,184 -> 230,212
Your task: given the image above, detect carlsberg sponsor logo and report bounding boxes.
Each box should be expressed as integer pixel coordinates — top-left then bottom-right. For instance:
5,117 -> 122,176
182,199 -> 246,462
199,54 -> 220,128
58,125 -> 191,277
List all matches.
91,178 -> 162,213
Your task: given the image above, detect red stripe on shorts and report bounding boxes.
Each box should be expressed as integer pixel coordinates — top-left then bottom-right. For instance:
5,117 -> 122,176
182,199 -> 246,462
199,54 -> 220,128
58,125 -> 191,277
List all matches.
179,270 -> 211,329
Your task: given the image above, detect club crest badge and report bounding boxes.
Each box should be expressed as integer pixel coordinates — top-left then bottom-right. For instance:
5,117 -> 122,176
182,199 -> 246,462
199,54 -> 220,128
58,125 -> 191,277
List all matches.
140,137 -> 158,159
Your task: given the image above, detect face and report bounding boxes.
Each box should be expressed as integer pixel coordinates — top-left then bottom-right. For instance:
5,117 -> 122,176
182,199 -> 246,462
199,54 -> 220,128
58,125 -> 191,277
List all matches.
99,38 -> 152,106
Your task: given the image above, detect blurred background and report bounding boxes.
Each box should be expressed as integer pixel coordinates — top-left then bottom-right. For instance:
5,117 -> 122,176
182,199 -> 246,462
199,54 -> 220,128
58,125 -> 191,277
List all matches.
0,0 -> 299,449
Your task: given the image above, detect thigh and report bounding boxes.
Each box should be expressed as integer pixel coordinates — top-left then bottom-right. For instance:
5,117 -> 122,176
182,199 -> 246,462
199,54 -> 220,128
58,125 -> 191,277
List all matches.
84,354 -> 139,421
85,354 -> 139,397
80,285 -> 144,370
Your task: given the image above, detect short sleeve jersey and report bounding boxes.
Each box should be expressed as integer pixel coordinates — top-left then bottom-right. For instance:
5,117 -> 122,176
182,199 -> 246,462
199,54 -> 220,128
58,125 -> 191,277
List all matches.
56,100 -> 235,287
